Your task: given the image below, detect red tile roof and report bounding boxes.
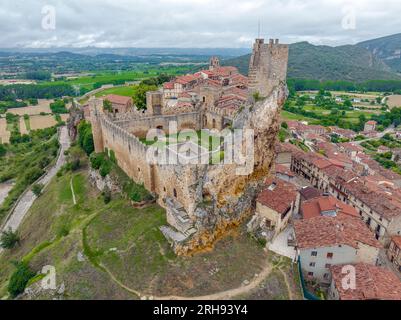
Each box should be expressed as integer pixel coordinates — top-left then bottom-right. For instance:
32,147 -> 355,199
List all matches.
257,178 -> 298,214
330,263 -> 401,300
294,215 -> 382,249
274,164 -> 295,177
299,186 -> 322,200
104,94 -> 132,105
301,196 -> 359,219
163,82 -> 174,89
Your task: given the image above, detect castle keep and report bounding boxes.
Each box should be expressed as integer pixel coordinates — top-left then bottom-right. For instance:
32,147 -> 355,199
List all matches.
89,39 -> 289,255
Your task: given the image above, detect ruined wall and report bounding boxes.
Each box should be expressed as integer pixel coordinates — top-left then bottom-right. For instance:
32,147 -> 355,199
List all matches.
115,112 -> 201,138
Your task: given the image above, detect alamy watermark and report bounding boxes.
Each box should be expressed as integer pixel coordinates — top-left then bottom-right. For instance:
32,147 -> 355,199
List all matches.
341,265 -> 356,290
341,5 -> 356,30
41,5 -> 56,30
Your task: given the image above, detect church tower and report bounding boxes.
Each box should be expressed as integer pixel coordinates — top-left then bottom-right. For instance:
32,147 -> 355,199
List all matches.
209,56 -> 220,70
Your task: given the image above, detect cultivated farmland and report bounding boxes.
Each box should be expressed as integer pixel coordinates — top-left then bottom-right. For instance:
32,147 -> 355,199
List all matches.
0,118 -> 10,143
29,115 -> 57,130
7,99 -> 53,116
387,95 -> 401,108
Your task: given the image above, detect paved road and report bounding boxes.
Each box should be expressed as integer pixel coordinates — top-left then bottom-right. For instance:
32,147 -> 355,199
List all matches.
1,127 -> 70,239
354,126 -> 395,145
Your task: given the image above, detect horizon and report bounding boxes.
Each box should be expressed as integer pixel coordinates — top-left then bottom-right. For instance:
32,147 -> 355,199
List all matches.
0,32 -> 399,52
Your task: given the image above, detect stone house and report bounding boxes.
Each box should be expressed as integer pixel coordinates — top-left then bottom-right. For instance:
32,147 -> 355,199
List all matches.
329,263 -> 401,300
364,120 -> 377,132
387,236 -> 401,273
103,94 -> 133,114
294,215 -> 381,284
248,177 -> 299,240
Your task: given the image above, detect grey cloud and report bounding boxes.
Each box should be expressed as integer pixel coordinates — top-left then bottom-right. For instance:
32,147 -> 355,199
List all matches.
0,0 -> 400,48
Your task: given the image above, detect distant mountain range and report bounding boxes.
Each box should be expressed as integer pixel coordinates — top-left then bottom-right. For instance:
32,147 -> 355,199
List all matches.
224,34 -> 401,82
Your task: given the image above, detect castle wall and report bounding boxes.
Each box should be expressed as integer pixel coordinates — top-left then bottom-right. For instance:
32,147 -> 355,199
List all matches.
91,108 -> 203,217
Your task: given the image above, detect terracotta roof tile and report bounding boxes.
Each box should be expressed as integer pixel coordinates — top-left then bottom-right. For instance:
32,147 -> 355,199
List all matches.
257,178 -> 298,214
294,215 -> 382,249
330,263 -> 401,300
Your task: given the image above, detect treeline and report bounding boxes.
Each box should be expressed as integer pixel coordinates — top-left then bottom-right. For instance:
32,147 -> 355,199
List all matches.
25,71 -> 52,81
288,79 -> 401,93
0,83 -> 76,100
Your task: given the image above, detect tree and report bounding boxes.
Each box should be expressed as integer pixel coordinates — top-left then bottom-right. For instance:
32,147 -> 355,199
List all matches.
103,99 -> 113,113
78,121 -> 94,156
0,144 -> 6,157
132,84 -> 157,110
7,262 -> 36,298
0,228 -> 20,249
281,122 -> 288,129
32,183 -> 44,197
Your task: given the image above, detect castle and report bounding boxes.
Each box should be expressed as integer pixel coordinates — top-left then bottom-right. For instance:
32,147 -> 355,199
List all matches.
89,39 -> 289,255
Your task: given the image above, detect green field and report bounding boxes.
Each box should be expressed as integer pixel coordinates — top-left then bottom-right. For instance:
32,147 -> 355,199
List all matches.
42,66 -> 191,92
302,105 -> 379,124
281,110 -> 319,123
94,86 -> 138,98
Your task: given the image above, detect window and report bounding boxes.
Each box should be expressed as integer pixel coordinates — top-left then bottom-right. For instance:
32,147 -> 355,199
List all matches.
173,189 -> 177,198
323,273 -> 330,280
308,272 -> 314,277
311,251 -> 318,257
325,264 -> 332,269
327,252 -> 334,259
309,262 -> 316,267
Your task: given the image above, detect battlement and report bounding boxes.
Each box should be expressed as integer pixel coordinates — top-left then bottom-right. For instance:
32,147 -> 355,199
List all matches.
248,38 -> 289,98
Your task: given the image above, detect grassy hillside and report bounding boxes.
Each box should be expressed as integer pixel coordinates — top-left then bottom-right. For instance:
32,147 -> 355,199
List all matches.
0,160 -> 301,300
358,33 -> 401,73
223,41 -> 401,82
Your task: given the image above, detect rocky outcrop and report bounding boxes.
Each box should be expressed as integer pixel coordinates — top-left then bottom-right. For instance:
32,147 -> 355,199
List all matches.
88,168 -> 121,194
170,83 -> 288,255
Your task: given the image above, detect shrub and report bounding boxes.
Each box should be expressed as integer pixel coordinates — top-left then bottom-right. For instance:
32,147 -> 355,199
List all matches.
0,229 -> 20,249
99,161 -> 112,177
32,183 -> 44,197
78,121 -> 94,156
103,187 -> 111,204
90,153 -> 105,170
0,144 -> 6,157
7,262 -> 36,298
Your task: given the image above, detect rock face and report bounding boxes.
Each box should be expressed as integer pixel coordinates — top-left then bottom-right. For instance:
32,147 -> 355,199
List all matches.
173,83 -> 288,255
88,168 -> 121,194
67,101 -> 84,141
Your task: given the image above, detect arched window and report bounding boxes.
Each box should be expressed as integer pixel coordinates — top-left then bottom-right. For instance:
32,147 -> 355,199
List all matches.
173,189 -> 177,198
212,119 -> 216,129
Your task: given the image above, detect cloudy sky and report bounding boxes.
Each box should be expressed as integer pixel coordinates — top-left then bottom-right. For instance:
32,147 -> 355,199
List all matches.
0,0 -> 400,48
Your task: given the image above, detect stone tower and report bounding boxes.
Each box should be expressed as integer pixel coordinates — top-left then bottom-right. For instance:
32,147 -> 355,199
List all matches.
209,56 -> 220,70
248,38 -> 289,98
89,97 -> 104,153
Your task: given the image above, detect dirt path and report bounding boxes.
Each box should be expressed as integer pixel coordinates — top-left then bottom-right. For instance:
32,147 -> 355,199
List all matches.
101,259 -> 273,300
279,269 -> 294,300
70,178 -> 77,205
